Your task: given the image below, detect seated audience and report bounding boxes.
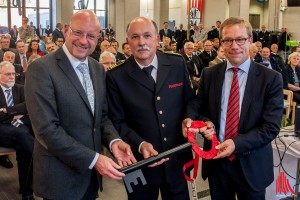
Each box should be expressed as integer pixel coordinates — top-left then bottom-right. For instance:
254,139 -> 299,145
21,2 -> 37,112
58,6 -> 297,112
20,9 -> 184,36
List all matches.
46,42 -> 57,53
270,43 -> 285,70
99,51 -> 117,71
209,46 -> 226,67
282,52 -> 300,104
256,47 -> 281,72
55,37 -> 64,47
111,40 -> 126,61
3,51 -> 25,85
0,35 -> 18,62
121,42 -> 132,59
26,40 -> 45,57
0,61 -> 34,200
199,40 -> 217,67
249,44 -> 259,61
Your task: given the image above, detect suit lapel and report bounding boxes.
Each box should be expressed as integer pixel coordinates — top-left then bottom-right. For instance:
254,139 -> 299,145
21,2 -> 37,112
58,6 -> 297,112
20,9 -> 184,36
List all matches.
239,62 -> 257,127
127,56 -> 155,91
156,52 -> 172,93
214,63 -> 226,127
0,88 -> 7,107
55,48 -> 93,114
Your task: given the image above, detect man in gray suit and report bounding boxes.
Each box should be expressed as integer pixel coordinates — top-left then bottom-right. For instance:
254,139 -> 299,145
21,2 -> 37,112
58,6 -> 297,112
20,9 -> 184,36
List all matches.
25,9 -> 136,199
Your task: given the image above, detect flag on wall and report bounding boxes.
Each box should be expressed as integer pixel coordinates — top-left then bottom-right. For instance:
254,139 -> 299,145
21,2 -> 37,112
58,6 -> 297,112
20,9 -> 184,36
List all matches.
187,0 -> 204,26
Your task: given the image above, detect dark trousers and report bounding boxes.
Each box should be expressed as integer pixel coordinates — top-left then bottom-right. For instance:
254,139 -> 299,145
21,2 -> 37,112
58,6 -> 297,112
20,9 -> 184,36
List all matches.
127,176 -> 189,200
0,123 -> 34,198
208,158 -> 266,200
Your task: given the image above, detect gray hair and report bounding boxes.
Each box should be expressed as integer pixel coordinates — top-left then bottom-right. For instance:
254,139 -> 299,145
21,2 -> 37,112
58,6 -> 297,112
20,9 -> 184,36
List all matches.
99,51 -> 116,62
0,61 -> 15,71
288,52 -> 300,64
184,41 -> 194,49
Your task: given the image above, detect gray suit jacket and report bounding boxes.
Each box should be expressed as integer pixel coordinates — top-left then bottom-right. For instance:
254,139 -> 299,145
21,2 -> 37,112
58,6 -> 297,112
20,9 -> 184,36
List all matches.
25,47 -> 120,199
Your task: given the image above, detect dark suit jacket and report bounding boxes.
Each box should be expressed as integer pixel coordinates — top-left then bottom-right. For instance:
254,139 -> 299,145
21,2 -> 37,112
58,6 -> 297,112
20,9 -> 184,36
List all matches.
207,29 -> 219,40
258,30 -> 271,47
185,61 -> 283,191
159,29 -> 173,41
282,65 -> 300,92
45,28 -> 52,37
0,84 -> 30,125
52,28 -> 65,42
25,47 -> 120,199
107,52 -> 194,184
0,48 -> 18,62
183,54 -> 204,78
199,51 -> 217,67
115,51 -> 126,62
256,57 -> 282,72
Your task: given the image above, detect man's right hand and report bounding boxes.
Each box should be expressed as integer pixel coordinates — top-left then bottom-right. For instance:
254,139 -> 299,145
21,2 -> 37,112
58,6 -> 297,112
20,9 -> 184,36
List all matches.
182,118 -> 215,140
140,142 -> 169,167
94,154 -> 125,180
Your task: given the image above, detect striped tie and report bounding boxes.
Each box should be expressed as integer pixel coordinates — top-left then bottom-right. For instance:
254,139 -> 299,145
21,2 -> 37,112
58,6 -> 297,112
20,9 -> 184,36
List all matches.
5,89 -> 21,127
77,63 -> 95,114
225,68 -> 240,161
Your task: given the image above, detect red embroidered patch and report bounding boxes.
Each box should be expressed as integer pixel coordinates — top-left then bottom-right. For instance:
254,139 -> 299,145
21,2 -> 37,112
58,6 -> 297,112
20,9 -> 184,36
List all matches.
168,82 -> 183,88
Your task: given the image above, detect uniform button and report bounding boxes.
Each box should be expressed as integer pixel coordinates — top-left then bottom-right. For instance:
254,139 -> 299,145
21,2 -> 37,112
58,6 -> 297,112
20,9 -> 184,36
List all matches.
159,110 -> 163,115
164,137 -> 167,141
156,96 -> 161,100
162,124 -> 165,128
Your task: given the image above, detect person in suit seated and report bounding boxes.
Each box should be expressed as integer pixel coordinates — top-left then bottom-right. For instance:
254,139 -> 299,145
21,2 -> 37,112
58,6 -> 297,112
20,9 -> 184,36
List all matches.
183,16 -> 283,200
2,51 -> 25,85
0,35 -> 18,62
258,24 -> 271,48
183,41 -> 204,91
282,52 -> 300,104
0,61 -> 34,200
52,22 -> 65,43
46,42 -> 57,53
121,42 -> 132,59
107,16 -> 195,200
159,21 -> 173,41
256,47 -> 281,72
208,46 -> 226,67
111,40 -> 126,61
270,43 -> 285,70
249,44 -> 258,61
199,40 -> 217,67
25,9 -> 136,200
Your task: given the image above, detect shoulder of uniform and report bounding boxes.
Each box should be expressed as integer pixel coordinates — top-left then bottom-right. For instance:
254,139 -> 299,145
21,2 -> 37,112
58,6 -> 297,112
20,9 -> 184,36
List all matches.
108,59 -> 126,71
163,51 -> 182,57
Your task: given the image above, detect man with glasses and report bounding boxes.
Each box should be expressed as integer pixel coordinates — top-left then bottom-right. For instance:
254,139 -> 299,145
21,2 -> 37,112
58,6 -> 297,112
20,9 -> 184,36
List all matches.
25,10 -> 136,199
0,35 -> 18,62
18,17 -> 34,43
183,17 -> 283,200
0,61 -> 34,200
199,40 -> 217,67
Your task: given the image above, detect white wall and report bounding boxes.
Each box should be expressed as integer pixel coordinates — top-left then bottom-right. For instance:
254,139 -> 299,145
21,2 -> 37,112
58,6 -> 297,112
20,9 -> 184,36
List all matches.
282,7 -> 300,41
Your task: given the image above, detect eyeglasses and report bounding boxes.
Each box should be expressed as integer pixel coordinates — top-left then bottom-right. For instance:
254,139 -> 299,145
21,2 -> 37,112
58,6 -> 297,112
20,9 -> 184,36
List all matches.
1,73 -> 16,77
69,27 -> 99,41
221,37 -> 249,47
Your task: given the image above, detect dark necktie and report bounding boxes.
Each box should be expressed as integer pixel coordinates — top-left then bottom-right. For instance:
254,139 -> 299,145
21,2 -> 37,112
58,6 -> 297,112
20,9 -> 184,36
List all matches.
5,89 -> 21,127
142,65 -> 155,85
225,68 -> 240,161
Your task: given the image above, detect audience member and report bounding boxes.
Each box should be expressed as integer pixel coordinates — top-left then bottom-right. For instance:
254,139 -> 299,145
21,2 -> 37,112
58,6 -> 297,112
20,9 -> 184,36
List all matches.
18,17 -> 35,43
36,24 -> 43,38
9,25 -> 19,41
44,25 -> 52,37
55,37 -> 64,47
52,23 -> 65,43
278,26 -> 290,57
99,51 -> 116,71
105,23 -> 115,38
282,52 -> 300,104
26,40 -> 45,57
121,42 -> 132,59
209,46 -> 226,67
183,16 -> 283,200
106,16 -> 194,200
25,9 -> 136,199
174,23 -> 187,51
3,51 -> 24,85
249,43 -> 258,61
270,43 -> 285,70
199,40 -> 217,67
0,35 -> 18,62
258,24 -> 270,47
111,40 -> 126,61
257,47 -> 281,72
0,61 -> 34,200
159,21 -> 173,41
46,42 -> 57,53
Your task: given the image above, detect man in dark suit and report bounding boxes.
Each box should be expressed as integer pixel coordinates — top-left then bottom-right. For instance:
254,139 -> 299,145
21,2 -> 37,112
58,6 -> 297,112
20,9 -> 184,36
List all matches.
25,9 -> 136,200
107,17 -> 194,200
44,25 -> 52,37
0,61 -> 34,200
183,17 -> 283,200
0,35 -> 18,62
258,24 -> 270,48
256,47 -> 281,72
159,21 -> 173,41
174,23 -> 187,51
52,22 -> 65,43
9,25 -> 19,42
199,40 -> 217,67
111,40 -> 126,61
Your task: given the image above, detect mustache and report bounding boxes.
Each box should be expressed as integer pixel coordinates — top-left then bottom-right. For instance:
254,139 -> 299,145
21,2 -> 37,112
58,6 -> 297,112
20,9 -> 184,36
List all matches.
137,46 -> 150,51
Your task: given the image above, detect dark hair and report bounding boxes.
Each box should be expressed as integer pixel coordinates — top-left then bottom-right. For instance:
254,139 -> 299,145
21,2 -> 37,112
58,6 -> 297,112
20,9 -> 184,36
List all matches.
122,42 -> 129,50
27,40 -> 42,54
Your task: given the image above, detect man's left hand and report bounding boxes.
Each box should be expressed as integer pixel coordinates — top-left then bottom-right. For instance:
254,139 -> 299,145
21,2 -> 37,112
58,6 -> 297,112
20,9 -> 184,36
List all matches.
214,139 -> 235,159
111,140 -> 137,167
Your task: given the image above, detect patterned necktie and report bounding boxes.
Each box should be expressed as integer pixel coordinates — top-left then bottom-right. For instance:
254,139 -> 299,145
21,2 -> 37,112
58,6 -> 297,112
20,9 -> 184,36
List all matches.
22,55 -> 28,72
142,65 -> 155,85
225,68 -> 240,161
5,89 -> 21,127
77,63 -> 95,114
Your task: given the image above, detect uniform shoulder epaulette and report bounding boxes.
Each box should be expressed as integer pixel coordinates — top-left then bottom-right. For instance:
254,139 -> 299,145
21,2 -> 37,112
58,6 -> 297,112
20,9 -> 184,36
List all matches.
163,51 -> 182,56
108,59 -> 125,71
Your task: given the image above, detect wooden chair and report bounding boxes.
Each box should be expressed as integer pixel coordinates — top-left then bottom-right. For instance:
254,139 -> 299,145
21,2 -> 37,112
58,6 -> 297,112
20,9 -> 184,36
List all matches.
0,147 -> 16,156
291,101 -> 297,124
283,89 -> 293,122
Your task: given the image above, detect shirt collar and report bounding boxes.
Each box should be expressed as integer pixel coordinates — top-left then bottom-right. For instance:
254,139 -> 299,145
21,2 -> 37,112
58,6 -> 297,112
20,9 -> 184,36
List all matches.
62,44 -> 88,69
1,85 -> 12,92
226,57 -> 251,74
135,54 -> 158,70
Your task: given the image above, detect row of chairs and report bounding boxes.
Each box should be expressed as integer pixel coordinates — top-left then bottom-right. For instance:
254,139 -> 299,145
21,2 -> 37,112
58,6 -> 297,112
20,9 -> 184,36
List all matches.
283,89 -> 297,124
